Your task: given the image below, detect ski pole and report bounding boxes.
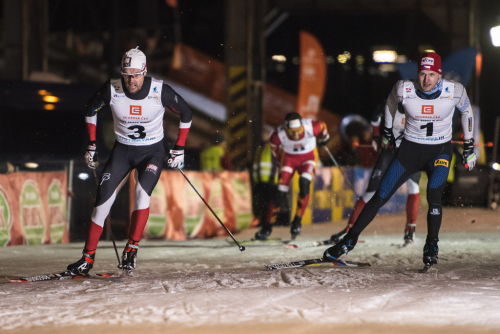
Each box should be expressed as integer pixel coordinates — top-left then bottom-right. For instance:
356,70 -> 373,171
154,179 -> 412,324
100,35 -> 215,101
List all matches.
353,140 -> 493,147
175,166 -> 245,252
323,146 -> 356,193
92,169 -> 121,266
451,140 -> 493,147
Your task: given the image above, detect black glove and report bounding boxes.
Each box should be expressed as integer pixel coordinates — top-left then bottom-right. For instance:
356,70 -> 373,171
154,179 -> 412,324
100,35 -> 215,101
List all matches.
317,133 -> 330,146
462,138 -> 477,171
381,126 -> 395,150
84,141 -> 98,169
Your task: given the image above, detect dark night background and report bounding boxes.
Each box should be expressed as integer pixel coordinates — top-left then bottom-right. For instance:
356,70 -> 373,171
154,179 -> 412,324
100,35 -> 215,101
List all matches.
48,0 -> 500,142
1,0 -> 500,160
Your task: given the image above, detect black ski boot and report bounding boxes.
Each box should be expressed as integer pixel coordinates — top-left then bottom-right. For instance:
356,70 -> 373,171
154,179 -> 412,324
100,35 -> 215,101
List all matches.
119,240 -> 139,271
423,237 -> 439,265
322,234 -> 358,262
290,216 -> 302,240
67,250 -> 95,275
404,226 -> 416,245
254,223 -> 272,240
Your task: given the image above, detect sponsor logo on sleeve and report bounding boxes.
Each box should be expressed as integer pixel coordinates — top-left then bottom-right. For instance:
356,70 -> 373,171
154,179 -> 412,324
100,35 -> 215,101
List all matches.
468,117 -> 472,132
169,104 -> 179,114
434,159 -> 449,168
130,105 -> 142,115
422,105 -> 434,114
421,57 -> 434,65
146,164 -> 158,174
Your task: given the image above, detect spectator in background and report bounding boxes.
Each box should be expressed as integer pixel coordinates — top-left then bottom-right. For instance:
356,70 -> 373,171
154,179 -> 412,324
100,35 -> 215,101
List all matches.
0,162 -> 14,174
251,126 -> 279,228
200,133 -> 232,172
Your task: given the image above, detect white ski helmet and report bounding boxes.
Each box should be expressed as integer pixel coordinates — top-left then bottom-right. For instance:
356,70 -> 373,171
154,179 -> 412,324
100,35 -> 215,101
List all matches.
121,46 -> 147,73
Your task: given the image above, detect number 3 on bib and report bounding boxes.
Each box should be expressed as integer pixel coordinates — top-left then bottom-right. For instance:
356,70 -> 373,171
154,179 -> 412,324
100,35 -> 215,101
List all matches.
128,125 -> 146,139
420,122 -> 433,137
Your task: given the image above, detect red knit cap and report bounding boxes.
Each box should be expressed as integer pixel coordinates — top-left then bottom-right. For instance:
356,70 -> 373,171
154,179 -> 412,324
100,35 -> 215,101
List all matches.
418,52 -> 442,74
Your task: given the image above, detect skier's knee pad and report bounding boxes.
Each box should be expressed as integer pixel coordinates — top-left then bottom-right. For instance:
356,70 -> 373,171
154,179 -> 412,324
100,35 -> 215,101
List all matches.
298,177 -> 310,198
368,193 -> 386,208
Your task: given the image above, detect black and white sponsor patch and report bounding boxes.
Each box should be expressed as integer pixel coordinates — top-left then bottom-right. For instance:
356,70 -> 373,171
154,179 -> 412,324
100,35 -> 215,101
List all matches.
430,208 -> 440,215
123,57 -> 131,67
146,164 -> 158,174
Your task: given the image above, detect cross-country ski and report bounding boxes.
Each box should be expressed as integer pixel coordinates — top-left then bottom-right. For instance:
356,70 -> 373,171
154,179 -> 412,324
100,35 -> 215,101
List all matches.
265,258 -> 371,270
7,271 -> 121,283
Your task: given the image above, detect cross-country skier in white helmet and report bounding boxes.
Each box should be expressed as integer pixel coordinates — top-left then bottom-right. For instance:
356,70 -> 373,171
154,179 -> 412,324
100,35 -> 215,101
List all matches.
67,47 -> 192,275
254,112 -> 330,240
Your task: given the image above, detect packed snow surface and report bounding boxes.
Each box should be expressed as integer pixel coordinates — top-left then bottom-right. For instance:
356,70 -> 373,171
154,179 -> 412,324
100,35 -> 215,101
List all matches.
1,207 -> 499,334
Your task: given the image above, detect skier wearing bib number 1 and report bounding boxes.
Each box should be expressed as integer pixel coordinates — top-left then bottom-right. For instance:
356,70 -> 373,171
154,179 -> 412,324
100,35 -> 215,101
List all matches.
67,47 -> 192,275
322,52 -> 477,269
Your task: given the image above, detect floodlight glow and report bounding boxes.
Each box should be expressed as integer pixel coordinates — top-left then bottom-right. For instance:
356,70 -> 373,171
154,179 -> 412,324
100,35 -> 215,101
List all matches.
337,51 -> 351,64
490,26 -> 500,47
44,104 -> 55,110
373,50 -> 398,63
78,173 -> 90,180
25,162 -> 38,169
272,55 -> 286,62
38,90 -> 48,95
43,96 -> 59,103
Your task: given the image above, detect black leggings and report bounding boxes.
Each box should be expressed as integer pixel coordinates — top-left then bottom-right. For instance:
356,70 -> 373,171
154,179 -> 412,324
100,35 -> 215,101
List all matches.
349,139 -> 452,239
366,147 -> 421,193
91,141 -> 164,228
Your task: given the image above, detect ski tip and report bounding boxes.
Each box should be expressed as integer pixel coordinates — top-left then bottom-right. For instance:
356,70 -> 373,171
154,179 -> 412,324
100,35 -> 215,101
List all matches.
6,277 -> 26,283
283,244 -> 298,249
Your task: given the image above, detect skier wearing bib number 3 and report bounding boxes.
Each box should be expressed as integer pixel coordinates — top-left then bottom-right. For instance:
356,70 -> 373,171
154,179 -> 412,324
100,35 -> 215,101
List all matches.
322,52 -> 477,268
67,47 -> 192,275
